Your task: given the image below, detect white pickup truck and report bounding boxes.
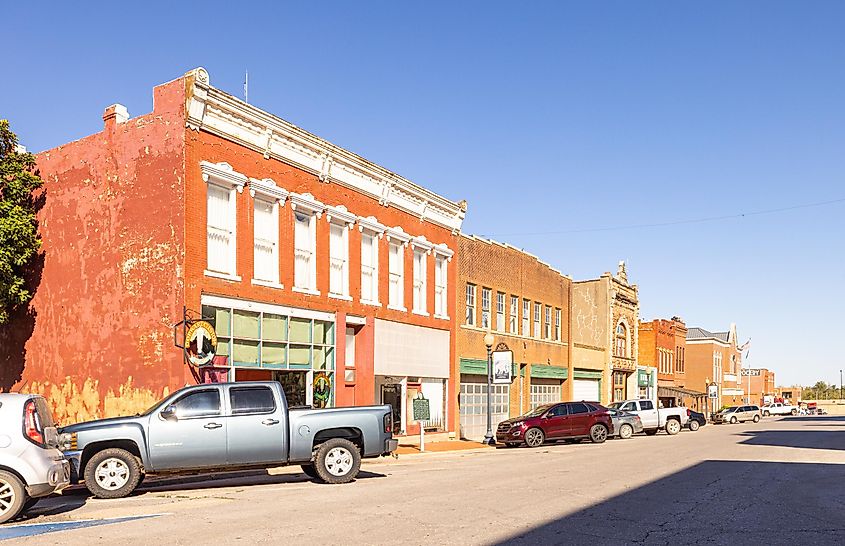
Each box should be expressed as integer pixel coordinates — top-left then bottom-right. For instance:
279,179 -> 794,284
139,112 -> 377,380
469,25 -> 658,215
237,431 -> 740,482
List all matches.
761,402 -> 797,416
608,399 -> 689,436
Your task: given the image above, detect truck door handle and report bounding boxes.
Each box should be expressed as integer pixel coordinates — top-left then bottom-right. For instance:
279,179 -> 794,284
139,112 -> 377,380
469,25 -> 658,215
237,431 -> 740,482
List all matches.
262,419 -> 280,426
204,423 -> 222,429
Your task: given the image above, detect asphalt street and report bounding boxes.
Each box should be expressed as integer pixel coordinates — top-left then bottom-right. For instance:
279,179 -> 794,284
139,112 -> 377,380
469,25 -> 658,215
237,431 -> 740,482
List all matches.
4,416 -> 844,545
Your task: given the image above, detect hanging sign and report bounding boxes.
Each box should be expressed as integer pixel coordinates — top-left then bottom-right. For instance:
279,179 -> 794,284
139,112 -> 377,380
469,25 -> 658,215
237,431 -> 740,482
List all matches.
185,320 -> 218,366
492,350 -> 513,384
708,384 -> 719,399
313,372 -> 332,409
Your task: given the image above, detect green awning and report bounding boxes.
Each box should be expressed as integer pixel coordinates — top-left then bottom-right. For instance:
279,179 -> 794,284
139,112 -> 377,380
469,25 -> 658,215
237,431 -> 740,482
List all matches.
573,369 -> 603,380
460,357 -> 518,378
529,364 -> 568,380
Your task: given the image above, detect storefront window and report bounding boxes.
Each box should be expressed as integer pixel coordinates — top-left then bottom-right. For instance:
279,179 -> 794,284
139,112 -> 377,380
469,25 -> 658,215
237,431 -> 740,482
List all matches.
202,305 -> 336,407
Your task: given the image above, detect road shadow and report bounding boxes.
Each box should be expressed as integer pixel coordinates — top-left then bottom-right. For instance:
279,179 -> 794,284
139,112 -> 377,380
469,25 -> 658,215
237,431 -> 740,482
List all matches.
496,461 -> 845,545
781,416 -> 845,423
738,429 -> 845,451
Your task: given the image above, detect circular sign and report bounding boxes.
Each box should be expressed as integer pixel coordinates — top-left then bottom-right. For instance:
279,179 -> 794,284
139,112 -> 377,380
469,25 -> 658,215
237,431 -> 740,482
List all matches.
185,320 -> 218,366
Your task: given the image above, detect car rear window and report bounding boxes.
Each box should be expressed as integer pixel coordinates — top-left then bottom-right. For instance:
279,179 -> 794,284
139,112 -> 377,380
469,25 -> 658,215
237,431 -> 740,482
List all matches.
230,387 -> 276,415
34,397 -> 55,428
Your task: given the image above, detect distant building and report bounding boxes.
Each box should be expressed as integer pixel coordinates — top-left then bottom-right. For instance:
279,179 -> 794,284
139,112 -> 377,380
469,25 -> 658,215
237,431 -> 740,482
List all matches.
455,236 -> 570,441
639,316 -> 706,410
741,368 -> 776,405
571,262 -> 639,405
685,324 -> 744,413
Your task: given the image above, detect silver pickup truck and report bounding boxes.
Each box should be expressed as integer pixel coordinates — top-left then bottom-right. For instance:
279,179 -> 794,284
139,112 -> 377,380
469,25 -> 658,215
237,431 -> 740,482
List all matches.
59,381 -> 397,498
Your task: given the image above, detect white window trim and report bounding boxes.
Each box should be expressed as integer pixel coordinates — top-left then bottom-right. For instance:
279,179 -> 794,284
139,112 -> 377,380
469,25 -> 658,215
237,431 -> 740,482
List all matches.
326,205 -> 354,299
251,194 -> 281,285
249,177 -> 287,287
433,255 -> 449,320
251,278 -> 283,289
466,283 -> 477,326
359,217 -> 385,306
290,192 -> 324,293
202,161 -> 246,279
388,238 -> 406,312
412,249 -> 428,315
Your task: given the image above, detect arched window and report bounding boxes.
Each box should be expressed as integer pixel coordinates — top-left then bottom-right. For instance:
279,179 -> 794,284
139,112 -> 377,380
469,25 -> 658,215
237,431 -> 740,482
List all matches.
615,323 -> 628,357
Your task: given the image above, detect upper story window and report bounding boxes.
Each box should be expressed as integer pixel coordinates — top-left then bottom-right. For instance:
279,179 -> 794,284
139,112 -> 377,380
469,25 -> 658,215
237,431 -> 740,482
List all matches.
496,293 -> 505,332
509,296 -> 518,334
614,322 -> 628,357
290,192 -> 325,295
434,254 -> 448,318
412,249 -> 427,314
466,284 -> 476,326
388,242 -> 404,309
522,299 -> 530,336
544,305 -> 552,339
202,161 -> 247,280
533,302 -> 541,339
358,216 -> 386,305
676,346 -> 685,373
555,308 -> 562,341
249,177 -> 287,287
481,288 -> 491,329
325,205 -> 355,299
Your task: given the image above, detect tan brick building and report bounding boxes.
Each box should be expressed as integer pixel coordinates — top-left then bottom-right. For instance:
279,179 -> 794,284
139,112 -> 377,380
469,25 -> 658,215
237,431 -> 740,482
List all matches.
455,236 -> 570,441
571,262 -> 639,405
741,368 -> 776,406
685,324 -> 744,414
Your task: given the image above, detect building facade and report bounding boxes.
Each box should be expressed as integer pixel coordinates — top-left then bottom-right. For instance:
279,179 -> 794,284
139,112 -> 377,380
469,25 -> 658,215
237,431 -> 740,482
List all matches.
455,237 -> 571,441
685,324 -> 744,413
741,368 -> 776,406
9,68 -> 466,431
571,262 -> 639,405
638,316 -> 704,409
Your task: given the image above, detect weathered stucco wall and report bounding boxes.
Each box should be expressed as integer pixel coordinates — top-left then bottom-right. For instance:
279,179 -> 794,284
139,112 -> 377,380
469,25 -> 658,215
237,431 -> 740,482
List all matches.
0,79 -> 188,424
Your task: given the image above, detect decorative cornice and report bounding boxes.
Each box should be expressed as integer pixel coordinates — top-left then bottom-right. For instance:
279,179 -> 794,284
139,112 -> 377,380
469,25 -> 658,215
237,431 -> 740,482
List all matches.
410,235 -> 434,254
385,226 -> 412,245
184,68 -> 465,232
325,204 -> 356,227
200,161 -> 247,192
357,215 -> 386,235
289,192 -> 325,217
249,177 -> 288,202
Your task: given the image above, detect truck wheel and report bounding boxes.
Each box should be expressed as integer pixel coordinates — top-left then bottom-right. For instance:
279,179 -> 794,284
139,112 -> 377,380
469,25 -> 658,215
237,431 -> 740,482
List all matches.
300,464 -> 319,479
524,428 -> 545,448
689,420 -> 700,432
666,419 -> 681,435
84,448 -> 142,499
753,415 -> 761,423
644,428 -> 658,436
763,411 -> 770,417
791,409 -> 797,415
0,470 -> 27,524
589,424 -> 608,443
619,424 -> 633,439
314,438 -> 361,484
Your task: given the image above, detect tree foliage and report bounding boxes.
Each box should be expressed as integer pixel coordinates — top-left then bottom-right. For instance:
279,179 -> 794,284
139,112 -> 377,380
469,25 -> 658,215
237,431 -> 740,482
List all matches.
0,120 -> 43,325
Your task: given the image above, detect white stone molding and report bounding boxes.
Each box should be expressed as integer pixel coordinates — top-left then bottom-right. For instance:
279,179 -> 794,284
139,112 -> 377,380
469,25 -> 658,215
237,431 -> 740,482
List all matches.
410,235 -> 434,254
325,204 -> 356,227
249,177 -> 288,203
289,192 -> 325,217
184,68 -> 466,232
357,215 -> 387,237
432,243 -> 454,262
201,161 -> 247,192
384,225 -> 412,246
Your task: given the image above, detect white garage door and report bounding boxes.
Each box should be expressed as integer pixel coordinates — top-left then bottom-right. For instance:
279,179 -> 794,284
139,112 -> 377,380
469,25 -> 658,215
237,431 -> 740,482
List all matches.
459,380 -> 510,442
530,383 -> 562,409
573,379 -> 600,402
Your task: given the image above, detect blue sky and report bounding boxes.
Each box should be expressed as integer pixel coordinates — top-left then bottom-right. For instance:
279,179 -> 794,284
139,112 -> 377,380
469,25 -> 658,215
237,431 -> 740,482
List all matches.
4,1 -> 844,386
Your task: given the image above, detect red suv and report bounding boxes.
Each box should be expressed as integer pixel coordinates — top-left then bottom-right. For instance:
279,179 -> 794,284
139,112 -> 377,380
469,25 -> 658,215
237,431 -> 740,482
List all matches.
496,401 -> 613,447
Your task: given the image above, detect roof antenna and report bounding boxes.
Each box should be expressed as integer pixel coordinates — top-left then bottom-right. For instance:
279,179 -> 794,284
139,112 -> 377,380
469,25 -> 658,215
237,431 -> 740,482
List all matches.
244,70 -> 249,103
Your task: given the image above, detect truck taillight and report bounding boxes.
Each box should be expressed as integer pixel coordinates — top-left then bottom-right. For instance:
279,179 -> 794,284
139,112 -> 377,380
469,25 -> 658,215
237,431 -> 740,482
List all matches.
384,413 -> 392,434
23,399 -> 45,447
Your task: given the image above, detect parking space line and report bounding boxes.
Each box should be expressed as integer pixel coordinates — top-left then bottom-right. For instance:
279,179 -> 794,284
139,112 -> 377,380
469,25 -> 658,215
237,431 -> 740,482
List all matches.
0,513 -> 167,541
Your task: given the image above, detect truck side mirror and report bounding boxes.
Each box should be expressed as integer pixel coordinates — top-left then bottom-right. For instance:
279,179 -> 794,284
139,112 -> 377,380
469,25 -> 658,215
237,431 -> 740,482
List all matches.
161,405 -> 178,421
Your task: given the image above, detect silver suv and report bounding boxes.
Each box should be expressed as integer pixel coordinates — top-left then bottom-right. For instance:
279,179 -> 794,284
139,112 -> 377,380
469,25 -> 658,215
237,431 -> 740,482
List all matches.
0,394 -> 70,523
713,405 -> 761,424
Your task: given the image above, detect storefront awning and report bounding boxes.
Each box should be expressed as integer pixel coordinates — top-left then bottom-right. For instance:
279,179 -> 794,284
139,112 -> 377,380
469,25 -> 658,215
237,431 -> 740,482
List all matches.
658,386 -> 707,399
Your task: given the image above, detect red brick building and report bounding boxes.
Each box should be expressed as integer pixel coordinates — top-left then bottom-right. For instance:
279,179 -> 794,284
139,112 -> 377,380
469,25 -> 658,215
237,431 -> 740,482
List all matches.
6,68 -> 465,431
685,324 -> 745,413
741,368 -> 776,406
638,317 -> 704,409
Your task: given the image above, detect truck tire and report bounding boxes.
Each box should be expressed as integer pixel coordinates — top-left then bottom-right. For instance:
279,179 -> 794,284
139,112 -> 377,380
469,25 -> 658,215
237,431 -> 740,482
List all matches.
763,411 -> 770,417
688,420 -> 700,432
84,448 -> 143,499
791,409 -> 798,416
313,438 -> 361,484
619,423 -> 633,439
300,464 -> 319,479
0,470 -> 27,524
589,424 -> 608,443
665,419 -> 681,435
524,428 -> 545,448
644,428 -> 658,436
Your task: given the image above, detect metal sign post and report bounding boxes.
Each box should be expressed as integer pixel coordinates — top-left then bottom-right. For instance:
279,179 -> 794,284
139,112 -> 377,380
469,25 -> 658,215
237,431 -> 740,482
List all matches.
412,394 -> 430,452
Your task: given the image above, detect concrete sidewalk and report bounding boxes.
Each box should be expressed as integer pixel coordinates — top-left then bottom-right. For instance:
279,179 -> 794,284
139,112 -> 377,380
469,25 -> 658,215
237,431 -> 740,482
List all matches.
395,440 -> 491,455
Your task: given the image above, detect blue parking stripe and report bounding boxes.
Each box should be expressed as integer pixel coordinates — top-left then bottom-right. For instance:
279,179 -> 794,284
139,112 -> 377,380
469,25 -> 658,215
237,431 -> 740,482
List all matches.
0,514 -> 162,540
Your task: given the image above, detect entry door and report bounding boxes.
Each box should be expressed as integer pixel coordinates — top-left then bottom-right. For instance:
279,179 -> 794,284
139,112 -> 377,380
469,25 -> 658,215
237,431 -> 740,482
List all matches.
381,384 -> 402,435
406,383 -> 422,435
147,388 -> 227,471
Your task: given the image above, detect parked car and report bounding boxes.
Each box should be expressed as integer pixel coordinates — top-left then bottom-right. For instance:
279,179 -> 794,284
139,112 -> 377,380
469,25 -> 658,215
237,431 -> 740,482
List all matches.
712,405 -> 761,424
608,409 -> 643,439
607,399 -> 688,435
59,382 -> 397,498
686,410 -> 706,431
761,402 -> 797,416
0,394 -> 70,524
496,401 -> 613,447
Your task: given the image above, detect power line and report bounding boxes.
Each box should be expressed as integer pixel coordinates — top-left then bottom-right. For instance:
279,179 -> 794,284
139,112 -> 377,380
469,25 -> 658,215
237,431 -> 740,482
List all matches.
485,196 -> 845,237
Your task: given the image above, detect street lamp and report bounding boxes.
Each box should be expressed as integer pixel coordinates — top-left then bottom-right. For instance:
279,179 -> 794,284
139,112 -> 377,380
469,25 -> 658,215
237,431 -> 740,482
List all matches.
483,332 -> 495,445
